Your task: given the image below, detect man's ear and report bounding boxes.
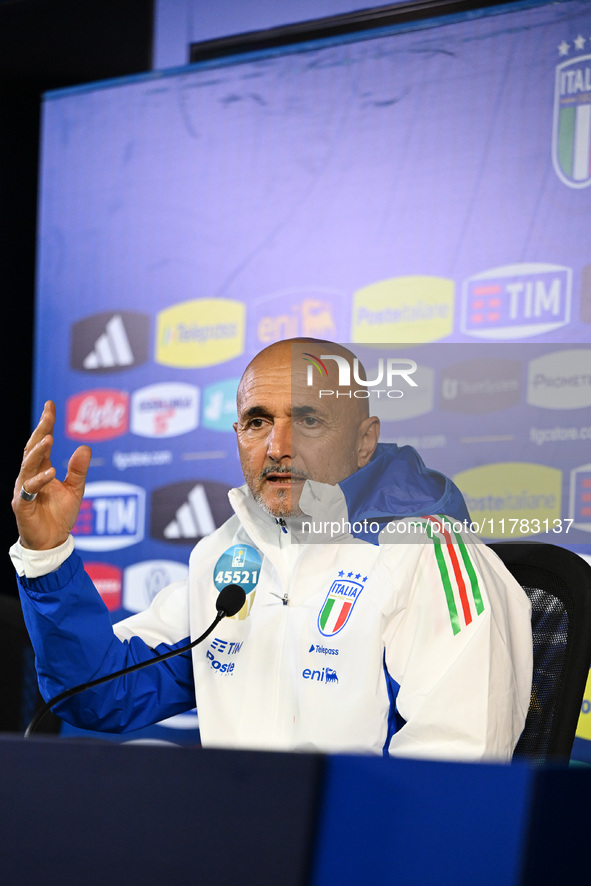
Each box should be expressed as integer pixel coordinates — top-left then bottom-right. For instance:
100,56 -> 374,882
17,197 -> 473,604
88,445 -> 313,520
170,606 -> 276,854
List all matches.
356,416 -> 380,468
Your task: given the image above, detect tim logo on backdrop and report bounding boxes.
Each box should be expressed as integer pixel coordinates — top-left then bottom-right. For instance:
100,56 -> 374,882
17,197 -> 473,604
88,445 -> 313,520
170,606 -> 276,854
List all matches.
72,482 -> 145,551
461,264 -> 572,339
553,40 -> 591,189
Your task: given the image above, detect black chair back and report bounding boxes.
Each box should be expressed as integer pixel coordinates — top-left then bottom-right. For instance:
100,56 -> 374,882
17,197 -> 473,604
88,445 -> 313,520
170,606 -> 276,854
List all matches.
489,542 -> 591,763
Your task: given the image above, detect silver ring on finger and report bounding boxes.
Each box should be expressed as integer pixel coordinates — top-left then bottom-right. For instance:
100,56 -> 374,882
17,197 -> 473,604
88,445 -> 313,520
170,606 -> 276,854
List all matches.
20,484 -> 38,502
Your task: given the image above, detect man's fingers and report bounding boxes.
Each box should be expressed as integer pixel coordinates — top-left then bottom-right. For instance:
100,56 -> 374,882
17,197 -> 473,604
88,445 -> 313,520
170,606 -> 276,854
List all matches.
15,467 -> 56,497
22,401 -> 56,459
11,467 -> 56,516
63,446 -> 92,494
18,433 -> 54,487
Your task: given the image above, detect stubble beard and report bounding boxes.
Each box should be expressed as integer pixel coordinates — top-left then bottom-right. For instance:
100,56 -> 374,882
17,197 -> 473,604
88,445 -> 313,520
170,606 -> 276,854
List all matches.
248,464 -> 307,519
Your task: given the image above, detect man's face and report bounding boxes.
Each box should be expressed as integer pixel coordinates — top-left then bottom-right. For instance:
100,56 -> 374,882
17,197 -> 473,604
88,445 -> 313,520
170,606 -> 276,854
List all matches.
234,342 -> 378,518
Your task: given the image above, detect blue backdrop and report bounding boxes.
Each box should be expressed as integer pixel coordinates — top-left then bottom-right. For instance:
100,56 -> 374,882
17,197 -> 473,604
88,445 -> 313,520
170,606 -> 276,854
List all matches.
34,0 -> 591,753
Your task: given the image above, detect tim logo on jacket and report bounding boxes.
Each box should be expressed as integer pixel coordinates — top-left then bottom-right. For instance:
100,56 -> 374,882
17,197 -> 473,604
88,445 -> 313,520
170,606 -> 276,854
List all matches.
318,574 -> 366,637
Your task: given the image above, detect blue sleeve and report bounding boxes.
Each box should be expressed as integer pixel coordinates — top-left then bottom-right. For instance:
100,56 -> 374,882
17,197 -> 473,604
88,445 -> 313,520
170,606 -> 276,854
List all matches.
16,552 -> 196,733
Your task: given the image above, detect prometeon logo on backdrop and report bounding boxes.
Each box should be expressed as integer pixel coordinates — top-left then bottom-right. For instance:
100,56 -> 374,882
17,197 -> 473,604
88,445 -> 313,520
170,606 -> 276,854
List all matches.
70,312 -> 150,372
527,349 -> 591,410
461,264 -> 572,339
303,352 -> 418,401
156,299 -> 245,368
553,38 -> 591,188
72,481 -> 145,551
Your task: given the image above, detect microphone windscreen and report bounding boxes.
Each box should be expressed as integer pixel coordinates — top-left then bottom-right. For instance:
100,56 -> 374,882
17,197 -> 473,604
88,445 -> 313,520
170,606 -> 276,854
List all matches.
216,584 -> 246,618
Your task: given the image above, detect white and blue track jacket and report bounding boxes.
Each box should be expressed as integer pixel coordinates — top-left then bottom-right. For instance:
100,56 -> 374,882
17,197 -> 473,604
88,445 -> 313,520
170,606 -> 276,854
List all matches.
12,444 -> 532,760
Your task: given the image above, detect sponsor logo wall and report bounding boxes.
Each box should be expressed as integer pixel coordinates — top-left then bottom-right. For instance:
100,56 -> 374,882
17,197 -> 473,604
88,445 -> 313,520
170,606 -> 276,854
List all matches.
34,1 -> 591,750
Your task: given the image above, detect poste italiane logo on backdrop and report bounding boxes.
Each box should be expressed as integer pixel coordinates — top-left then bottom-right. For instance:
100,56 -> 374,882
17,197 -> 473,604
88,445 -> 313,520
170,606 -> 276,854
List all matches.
553,36 -> 591,189
453,463 -> 561,538
352,277 -> 454,343
461,264 -> 572,339
249,289 -> 345,351
156,299 -> 245,368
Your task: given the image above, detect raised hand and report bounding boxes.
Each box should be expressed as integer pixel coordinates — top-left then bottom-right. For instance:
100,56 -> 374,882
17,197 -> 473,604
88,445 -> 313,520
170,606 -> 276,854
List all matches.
12,401 -> 92,550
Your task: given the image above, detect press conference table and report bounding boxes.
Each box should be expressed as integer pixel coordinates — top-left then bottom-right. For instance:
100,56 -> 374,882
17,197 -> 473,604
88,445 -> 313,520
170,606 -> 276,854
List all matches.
0,736 -> 587,885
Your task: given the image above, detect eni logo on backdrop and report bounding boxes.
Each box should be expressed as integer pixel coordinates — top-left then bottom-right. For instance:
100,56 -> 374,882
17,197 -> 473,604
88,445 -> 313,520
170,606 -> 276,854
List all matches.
351,276 -> 454,343
156,299 -> 245,367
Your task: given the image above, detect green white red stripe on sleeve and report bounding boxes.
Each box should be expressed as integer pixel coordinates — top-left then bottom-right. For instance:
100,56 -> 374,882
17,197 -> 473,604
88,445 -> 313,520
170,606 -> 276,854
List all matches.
417,515 -> 485,636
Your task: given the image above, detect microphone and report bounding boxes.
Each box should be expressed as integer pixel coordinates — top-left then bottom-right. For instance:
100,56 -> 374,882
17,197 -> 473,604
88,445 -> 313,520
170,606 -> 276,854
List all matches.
24,584 -> 246,739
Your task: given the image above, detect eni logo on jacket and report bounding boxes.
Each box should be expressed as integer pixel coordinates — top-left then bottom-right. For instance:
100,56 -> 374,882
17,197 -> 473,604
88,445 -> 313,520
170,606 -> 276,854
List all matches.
318,573 -> 367,637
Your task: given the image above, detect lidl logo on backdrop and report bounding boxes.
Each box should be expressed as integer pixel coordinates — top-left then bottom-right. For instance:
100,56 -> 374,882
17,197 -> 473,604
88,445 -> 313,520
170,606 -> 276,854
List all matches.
553,46 -> 591,188
352,277 -> 454,343
156,299 -> 245,367
527,349 -> 591,410
462,264 -> 571,339
453,463 -> 561,538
